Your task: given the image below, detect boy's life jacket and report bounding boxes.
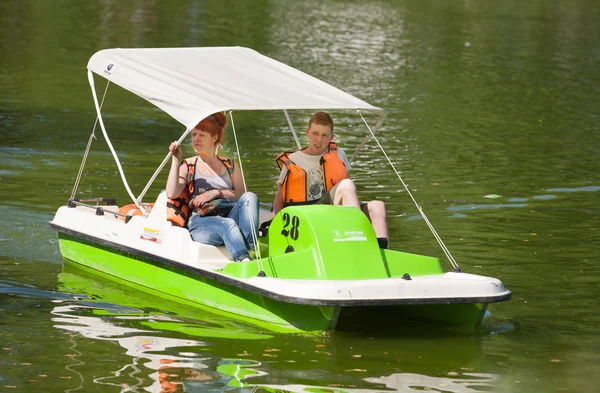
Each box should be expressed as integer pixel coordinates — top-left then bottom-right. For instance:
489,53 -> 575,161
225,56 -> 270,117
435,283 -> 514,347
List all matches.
166,156 -> 234,227
276,142 -> 349,207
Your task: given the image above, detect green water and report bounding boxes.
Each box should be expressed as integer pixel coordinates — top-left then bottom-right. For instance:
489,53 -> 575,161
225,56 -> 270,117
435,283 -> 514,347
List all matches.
1,0 -> 599,392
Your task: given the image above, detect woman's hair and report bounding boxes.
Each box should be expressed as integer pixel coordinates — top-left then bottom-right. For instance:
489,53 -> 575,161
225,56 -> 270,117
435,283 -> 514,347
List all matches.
196,112 -> 226,145
308,111 -> 334,132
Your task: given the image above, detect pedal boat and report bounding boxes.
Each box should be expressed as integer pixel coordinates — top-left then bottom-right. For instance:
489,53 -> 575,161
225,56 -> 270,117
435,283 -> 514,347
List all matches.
50,47 -> 510,333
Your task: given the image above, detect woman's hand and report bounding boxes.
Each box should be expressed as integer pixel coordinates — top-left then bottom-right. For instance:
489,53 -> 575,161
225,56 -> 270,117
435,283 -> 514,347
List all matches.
169,141 -> 182,162
190,189 -> 222,209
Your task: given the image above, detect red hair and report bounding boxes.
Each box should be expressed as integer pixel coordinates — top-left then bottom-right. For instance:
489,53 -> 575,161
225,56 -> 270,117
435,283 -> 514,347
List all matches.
195,112 -> 226,144
308,111 -> 334,132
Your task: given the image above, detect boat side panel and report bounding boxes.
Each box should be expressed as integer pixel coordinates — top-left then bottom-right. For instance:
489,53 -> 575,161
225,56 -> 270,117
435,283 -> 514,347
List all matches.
381,249 -> 445,277
57,233 -> 337,333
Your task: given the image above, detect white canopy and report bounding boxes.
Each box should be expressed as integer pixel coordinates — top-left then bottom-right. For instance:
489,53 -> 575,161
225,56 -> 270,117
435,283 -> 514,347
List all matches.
87,46 -> 384,130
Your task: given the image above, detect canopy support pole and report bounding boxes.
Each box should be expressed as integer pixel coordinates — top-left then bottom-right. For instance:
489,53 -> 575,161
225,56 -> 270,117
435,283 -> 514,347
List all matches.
349,110 -> 386,165
87,70 -> 146,212
357,110 -> 461,272
137,127 -> 193,204
284,110 -> 302,149
70,80 -> 111,200
228,111 -> 263,269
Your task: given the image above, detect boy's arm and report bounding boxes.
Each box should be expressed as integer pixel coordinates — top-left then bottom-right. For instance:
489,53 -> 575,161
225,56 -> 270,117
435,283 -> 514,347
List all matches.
273,184 -> 284,215
337,147 -> 352,171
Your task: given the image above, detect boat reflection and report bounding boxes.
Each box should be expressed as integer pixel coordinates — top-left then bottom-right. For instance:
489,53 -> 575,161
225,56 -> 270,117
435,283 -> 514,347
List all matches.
253,374 -> 499,393
57,264 -> 273,340
52,303 -> 215,392
51,266 -> 505,392
52,266 -> 273,391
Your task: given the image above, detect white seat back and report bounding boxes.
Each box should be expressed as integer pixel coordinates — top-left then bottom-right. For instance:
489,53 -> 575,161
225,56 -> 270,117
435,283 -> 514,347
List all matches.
145,190 -> 170,225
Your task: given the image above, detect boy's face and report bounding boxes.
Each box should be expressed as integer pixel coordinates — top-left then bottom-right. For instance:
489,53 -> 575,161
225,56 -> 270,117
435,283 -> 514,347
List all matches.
305,123 -> 334,155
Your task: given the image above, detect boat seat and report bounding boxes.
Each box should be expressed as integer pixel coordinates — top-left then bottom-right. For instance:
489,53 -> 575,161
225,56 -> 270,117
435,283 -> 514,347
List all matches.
146,190 -> 169,225
258,219 -> 272,237
258,208 -> 273,236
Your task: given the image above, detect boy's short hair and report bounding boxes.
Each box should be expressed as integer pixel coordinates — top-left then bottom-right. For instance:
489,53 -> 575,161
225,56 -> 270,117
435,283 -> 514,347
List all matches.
308,111 -> 334,132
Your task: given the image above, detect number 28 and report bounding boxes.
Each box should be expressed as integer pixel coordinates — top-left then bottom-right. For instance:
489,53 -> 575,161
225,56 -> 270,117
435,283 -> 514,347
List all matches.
281,212 -> 300,240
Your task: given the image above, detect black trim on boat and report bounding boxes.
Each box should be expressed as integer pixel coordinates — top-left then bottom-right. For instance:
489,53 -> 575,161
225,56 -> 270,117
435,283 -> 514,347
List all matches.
49,223 -> 512,307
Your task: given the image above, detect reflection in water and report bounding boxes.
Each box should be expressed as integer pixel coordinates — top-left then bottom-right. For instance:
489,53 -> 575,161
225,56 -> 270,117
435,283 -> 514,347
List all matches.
52,303 -> 212,392
64,334 -> 84,393
248,372 -> 498,393
195,362 -> 500,393
57,267 -> 273,340
47,274 -> 504,392
51,300 -> 501,392
366,372 -> 498,393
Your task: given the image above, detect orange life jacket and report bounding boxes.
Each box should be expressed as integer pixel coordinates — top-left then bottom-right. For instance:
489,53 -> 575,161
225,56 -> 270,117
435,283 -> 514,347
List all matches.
166,156 -> 234,227
117,203 -> 155,220
275,142 -> 349,207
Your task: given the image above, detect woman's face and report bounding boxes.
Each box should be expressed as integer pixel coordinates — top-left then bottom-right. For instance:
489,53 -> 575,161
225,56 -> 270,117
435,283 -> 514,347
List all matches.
191,128 -> 217,152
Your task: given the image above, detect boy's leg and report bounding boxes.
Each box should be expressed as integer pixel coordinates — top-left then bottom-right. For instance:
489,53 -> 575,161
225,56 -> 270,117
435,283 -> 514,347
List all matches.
361,200 -> 389,247
330,179 -> 360,208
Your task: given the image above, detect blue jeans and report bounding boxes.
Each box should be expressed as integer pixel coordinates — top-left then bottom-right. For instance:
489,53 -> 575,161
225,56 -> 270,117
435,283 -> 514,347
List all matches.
188,192 -> 258,261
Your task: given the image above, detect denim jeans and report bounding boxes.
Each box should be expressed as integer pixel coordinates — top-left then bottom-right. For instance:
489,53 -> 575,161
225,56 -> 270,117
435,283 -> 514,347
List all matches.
188,192 -> 258,261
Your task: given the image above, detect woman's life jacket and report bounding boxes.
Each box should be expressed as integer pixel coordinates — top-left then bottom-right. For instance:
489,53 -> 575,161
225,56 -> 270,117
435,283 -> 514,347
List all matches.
166,156 -> 234,227
275,142 -> 349,207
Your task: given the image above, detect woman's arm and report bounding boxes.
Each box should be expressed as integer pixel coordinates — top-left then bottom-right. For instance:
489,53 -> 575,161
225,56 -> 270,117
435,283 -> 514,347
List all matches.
166,143 -> 187,199
229,161 -> 246,200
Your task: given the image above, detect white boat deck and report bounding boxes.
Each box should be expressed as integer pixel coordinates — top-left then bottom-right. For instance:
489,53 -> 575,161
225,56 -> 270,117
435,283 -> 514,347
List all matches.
51,191 -> 273,271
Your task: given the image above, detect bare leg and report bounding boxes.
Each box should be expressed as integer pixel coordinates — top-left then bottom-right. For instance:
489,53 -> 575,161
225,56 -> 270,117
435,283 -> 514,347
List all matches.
332,178 -> 360,209
361,200 -> 388,239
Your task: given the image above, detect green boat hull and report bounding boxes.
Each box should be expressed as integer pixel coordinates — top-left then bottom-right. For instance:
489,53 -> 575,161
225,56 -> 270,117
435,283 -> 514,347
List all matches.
53,205 -> 507,332
58,233 -> 340,333
57,237 -> 485,333
58,266 -> 273,340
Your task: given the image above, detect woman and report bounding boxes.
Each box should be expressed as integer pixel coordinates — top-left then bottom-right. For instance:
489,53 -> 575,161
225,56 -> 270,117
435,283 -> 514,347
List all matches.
166,112 -> 258,262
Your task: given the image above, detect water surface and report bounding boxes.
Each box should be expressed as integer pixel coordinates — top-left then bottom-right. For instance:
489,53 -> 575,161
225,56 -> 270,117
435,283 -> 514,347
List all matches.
1,1 -> 599,392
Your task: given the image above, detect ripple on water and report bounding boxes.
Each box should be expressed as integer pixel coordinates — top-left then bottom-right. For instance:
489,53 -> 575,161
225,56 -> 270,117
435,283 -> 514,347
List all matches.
532,194 -> 557,200
447,203 -> 529,212
506,197 -> 529,202
0,206 -> 60,263
545,186 -> 600,193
